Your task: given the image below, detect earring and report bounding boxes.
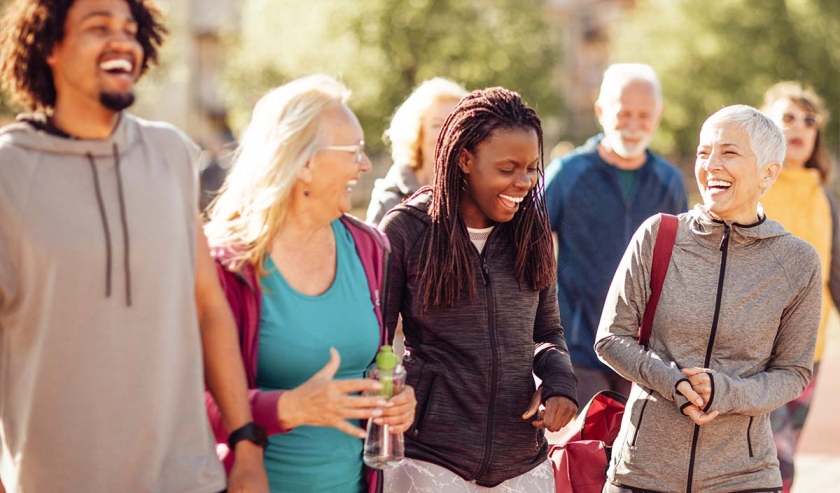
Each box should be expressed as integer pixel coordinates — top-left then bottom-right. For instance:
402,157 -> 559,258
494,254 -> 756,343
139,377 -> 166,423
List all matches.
303,189 -> 310,197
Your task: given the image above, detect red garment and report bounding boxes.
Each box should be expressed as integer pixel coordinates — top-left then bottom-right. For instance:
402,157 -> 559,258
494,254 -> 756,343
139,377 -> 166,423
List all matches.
204,215 -> 390,492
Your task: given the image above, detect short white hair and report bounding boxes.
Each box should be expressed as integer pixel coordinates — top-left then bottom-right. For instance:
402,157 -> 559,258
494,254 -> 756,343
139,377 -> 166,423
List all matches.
597,63 -> 662,107
702,105 -> 786,169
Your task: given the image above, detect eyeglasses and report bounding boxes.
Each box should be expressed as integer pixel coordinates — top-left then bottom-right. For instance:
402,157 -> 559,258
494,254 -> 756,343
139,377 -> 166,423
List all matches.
321,141 -> 366,164
781,113 -> 819,129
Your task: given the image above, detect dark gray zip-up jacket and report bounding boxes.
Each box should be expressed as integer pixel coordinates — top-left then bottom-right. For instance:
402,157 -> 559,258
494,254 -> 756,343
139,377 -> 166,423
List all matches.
595,206 -> 821,493
379,192 -> 577,487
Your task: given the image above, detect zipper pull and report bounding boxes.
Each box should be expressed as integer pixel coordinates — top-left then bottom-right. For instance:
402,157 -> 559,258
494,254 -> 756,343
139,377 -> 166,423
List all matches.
481,256 -> 491,285
719,223 -> 731,252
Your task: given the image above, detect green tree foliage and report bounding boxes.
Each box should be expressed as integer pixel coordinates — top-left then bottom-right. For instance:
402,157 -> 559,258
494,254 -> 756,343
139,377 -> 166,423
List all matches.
224,0 -> 560,153
612,0 -> 840,163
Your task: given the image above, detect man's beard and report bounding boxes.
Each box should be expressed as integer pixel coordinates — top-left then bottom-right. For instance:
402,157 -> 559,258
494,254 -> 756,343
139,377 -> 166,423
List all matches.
100,91 -> 136,112
607,132 -> 652,159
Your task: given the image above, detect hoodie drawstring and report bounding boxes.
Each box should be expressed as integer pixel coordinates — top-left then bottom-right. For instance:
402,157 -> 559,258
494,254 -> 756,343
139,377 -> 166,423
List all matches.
113,143 -> 132,306
86,144 -> 132,307
87,152 -> 113,299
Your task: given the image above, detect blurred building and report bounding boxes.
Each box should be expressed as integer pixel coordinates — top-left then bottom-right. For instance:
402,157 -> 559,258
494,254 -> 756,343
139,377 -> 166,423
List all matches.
546,0 -> 637,144
133,0 -> 239,150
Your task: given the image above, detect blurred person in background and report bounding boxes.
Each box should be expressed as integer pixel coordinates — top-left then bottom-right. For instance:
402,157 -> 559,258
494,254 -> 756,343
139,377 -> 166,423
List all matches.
0,0 -> 266,491
380,87 -> 577,492
204,74 -> 415,493
544,63 -> 687,407
366,77 -> 467,225
596,105 -> 821,493
761,81 -> 840,493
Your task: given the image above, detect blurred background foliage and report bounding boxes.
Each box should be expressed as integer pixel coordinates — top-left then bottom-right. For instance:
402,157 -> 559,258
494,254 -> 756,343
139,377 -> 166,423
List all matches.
0,0 -> 838,175
613,0 -> 840,164
223,0 -> 561,155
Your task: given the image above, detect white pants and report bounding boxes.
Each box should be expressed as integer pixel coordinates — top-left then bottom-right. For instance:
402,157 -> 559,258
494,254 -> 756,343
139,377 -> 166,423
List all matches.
384,458 -> 555,493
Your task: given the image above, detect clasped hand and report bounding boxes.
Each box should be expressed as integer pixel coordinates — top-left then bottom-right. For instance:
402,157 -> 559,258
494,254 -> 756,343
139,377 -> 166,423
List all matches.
277,348 -> 416,439
677,367 -> 718,426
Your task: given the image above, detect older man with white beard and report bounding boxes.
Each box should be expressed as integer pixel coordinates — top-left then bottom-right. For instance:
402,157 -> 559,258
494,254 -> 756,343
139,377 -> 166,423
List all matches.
544,63 -> 687,407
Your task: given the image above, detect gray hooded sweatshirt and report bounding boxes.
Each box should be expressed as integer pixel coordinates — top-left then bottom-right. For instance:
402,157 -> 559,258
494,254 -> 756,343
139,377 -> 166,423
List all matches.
595,206 -> 821,493
0,115 -> 225,492
365,162 -> 421,226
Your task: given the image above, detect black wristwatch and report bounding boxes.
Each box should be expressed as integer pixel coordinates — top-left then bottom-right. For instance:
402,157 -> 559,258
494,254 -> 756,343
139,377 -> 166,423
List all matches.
228,422 -> 268,450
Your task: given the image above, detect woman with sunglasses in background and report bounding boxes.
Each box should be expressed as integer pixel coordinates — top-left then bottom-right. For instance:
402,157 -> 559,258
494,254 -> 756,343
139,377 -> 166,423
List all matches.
203,75 -> 415,493
760,81 -> 840,493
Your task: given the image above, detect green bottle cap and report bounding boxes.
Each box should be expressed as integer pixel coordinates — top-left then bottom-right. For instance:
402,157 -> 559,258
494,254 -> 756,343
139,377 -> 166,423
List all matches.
375,345 -> 398,370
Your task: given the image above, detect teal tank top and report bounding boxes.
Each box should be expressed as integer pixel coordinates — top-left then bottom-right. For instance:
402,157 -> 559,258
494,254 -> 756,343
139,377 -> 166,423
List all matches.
257,219 -> 380,493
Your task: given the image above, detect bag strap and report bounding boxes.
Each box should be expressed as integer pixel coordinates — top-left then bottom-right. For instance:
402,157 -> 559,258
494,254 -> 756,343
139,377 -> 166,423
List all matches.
639,213 -> 678,347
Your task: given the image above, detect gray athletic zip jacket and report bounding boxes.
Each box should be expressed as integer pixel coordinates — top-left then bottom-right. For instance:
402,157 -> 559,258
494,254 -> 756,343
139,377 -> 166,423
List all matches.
380,191 -> 578,487
595,206 -> 821,493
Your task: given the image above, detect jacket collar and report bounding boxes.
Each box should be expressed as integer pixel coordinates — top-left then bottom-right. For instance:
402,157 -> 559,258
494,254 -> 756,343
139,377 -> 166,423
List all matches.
688,204 -> 789,249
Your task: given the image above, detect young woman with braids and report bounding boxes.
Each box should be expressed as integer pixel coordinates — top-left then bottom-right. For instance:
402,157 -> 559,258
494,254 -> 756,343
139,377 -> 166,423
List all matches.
379,87 -> 578,492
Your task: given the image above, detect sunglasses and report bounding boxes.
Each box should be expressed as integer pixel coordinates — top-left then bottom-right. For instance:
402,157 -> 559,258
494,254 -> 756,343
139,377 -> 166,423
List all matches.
321,141 -> 366,163
781,113 -> 819,129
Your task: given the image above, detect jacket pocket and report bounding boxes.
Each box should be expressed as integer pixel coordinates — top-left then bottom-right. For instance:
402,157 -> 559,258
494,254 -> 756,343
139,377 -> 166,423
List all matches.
630,395 -> 650,448
746,416 -> 754,458
412,374 -> 437,438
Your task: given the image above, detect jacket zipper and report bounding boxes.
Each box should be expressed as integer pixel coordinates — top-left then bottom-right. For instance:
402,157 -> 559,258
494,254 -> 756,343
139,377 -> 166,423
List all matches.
685,222 -> 730,493
746,417 -> 754,458
473,253 -> 499,482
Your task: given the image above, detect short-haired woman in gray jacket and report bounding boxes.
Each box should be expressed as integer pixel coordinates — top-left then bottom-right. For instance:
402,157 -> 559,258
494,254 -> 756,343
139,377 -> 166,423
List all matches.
596,105 -> 822,493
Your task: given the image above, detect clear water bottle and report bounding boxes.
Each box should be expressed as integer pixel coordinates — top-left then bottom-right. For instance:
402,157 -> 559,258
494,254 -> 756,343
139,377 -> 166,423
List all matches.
362,345 -> 406,469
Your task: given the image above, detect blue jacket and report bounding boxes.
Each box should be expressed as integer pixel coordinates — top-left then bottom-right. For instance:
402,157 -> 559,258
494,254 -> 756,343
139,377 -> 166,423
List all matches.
544,134 -> 687,370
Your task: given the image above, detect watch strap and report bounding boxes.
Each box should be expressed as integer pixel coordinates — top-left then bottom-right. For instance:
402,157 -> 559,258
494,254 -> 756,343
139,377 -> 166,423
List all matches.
227,422 -> 268,450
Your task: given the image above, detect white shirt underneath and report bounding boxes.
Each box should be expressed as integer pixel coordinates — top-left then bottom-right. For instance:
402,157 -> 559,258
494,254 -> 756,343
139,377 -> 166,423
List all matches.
467,225 -> 494,254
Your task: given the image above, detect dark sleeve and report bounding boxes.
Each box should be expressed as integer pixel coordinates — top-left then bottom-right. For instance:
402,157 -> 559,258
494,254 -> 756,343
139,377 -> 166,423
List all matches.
378,209 -> 411,342
668,166 -> 689,214
826,190 -> 840,309
533,281 -> 578,407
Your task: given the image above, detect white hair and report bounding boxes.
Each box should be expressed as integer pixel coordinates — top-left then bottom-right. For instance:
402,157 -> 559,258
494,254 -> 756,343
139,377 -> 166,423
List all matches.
205,74 -> 351,274
597,63 -> 662,107
703,105 -> 786,169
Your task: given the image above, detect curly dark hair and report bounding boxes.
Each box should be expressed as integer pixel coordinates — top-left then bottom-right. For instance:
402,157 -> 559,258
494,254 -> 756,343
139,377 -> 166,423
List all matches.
0,0 -> 168,111
417,87 -> 556,310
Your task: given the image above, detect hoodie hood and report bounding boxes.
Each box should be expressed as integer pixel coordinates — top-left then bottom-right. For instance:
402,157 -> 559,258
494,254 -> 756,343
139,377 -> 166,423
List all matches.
2,113 -> 139,160
688,203 -> 790,249
365,162 -> 423,225
1,113 -> 142,306
378,162 -> 421,197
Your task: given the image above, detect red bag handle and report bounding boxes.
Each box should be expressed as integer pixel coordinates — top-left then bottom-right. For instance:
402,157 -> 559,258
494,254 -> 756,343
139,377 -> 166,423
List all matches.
639,214 -> 678,347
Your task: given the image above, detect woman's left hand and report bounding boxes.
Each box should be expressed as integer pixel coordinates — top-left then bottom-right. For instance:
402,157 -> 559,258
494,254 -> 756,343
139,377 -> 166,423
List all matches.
523,389 -> 578,432
374,385 -> 416,433
681,367 -> 713,406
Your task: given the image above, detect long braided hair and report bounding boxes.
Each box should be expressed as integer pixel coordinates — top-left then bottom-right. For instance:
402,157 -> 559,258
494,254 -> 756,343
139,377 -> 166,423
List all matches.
417,87 -> 556,310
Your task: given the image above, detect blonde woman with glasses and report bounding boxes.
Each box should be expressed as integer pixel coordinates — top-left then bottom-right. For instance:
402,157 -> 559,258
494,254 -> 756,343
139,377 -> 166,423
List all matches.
204,75 -> 415,493
760,81 -> 840,493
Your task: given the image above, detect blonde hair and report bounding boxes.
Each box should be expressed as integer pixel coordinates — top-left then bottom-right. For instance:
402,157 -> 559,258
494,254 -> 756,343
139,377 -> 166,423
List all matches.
384,77 -> 467,169
205,74 -> 351,274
